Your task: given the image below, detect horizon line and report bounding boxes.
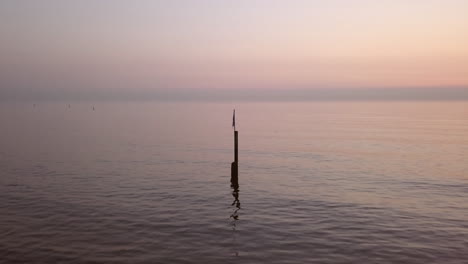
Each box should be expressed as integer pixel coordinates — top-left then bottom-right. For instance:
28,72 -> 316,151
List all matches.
1,87 -> 468,102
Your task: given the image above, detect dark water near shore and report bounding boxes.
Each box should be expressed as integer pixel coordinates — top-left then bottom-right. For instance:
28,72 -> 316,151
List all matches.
1,101 -> 468,263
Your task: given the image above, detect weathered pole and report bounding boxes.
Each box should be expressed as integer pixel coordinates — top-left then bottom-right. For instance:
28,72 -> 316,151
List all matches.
231,131 -> 239,186
234,131 -> 238,163
231,110 -> 239,187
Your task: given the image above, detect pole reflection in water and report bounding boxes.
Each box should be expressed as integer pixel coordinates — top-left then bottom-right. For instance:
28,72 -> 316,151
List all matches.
230,173 -> 240,257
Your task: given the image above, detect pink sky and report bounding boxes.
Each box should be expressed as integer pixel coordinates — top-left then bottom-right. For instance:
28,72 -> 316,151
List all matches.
1,0 -> 467,96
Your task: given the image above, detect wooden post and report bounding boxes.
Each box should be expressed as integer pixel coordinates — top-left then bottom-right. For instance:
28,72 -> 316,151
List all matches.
231,161 -> 238,187
231,130 -> 239,187
234,131 -> 238,163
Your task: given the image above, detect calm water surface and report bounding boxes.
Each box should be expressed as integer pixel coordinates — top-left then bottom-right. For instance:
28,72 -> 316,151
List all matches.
1,101 -> 468,263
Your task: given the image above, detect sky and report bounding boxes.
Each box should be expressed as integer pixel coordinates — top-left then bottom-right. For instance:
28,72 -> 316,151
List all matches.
1,0 -> 467,101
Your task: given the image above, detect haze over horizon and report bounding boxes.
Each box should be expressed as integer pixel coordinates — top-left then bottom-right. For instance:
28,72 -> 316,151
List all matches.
1,0 -> 468,101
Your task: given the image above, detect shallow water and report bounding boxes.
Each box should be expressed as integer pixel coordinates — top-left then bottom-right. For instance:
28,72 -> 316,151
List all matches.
1,101 -> 468,263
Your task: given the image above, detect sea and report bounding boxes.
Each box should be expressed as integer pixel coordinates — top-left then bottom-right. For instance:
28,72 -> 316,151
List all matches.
1,101 -> 467,263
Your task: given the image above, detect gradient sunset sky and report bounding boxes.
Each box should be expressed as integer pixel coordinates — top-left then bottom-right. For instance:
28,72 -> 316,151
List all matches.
1,0 -> 467,100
